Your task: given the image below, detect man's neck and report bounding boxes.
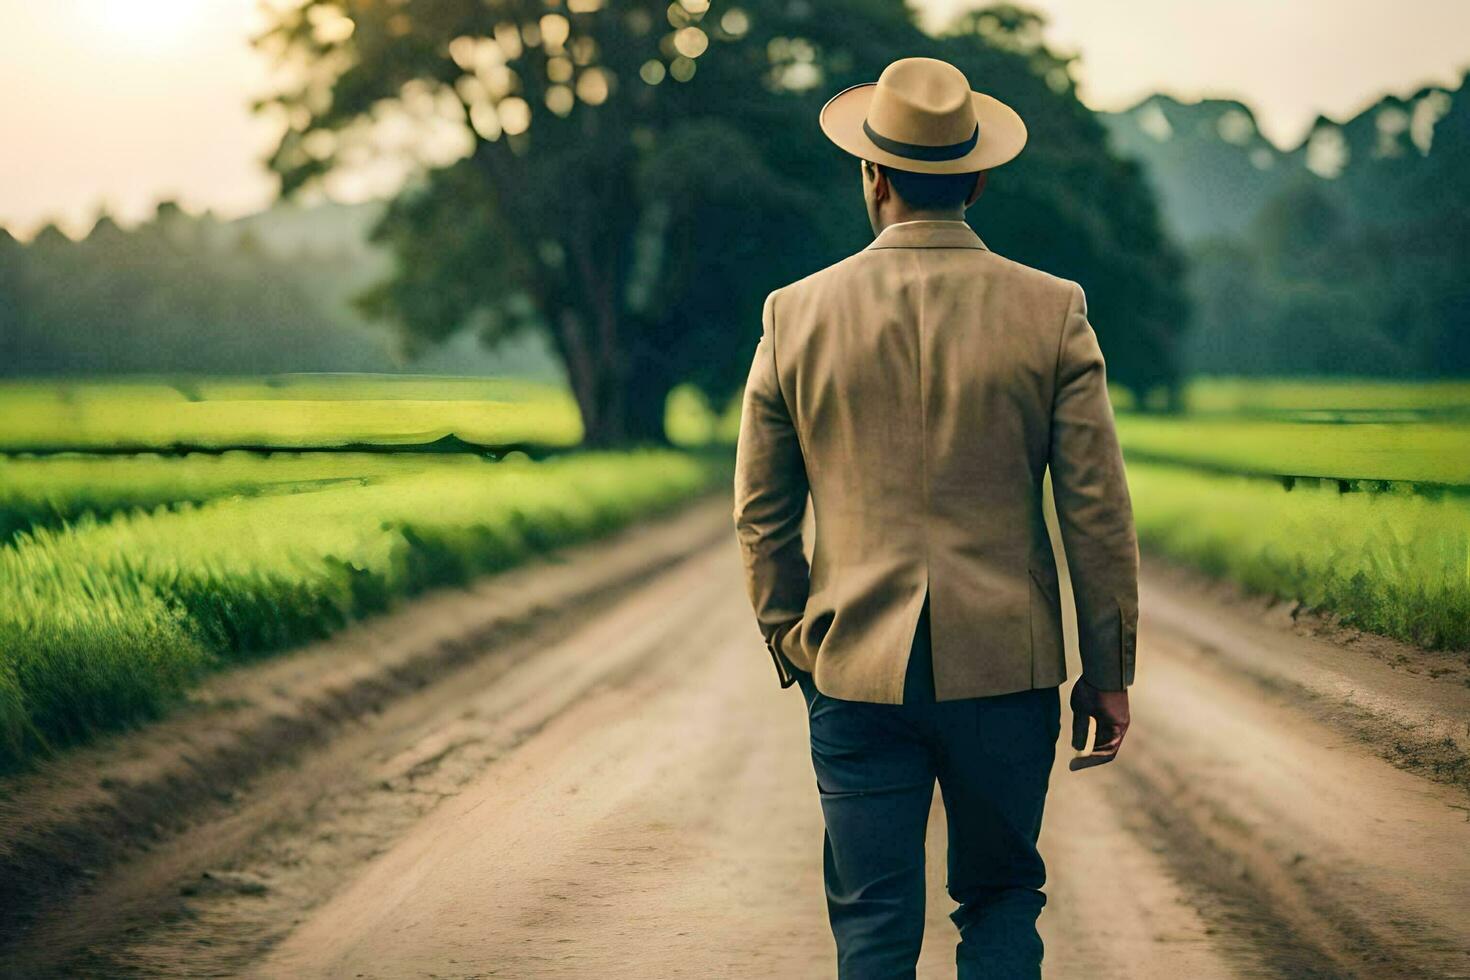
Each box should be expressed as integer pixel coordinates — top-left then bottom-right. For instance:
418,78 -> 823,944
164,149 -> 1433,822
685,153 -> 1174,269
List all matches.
876,209 -> 967,232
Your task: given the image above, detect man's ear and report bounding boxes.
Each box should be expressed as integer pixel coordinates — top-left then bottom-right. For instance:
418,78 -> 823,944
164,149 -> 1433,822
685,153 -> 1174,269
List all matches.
966,171 -> 989,207
865,161 -> 890,203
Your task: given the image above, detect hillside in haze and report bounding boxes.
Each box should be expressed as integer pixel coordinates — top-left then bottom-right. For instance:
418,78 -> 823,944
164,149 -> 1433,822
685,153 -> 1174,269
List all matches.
1102,72 -> 1469,378
1102,95 -> 1290,244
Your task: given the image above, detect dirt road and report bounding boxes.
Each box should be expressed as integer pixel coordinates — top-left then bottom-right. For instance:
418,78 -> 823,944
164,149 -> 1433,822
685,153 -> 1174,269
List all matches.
27,510 -> 1470,978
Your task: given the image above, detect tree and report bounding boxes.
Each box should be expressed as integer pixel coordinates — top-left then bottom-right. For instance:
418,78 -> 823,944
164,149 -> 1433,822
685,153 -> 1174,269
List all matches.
256,1 -> 1191,442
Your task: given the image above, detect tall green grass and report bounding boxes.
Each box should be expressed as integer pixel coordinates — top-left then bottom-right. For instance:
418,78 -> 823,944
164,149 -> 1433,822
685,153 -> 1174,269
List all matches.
0,452 -> 491,542
0,451 -> 723,771
1128,462 -> 1470,651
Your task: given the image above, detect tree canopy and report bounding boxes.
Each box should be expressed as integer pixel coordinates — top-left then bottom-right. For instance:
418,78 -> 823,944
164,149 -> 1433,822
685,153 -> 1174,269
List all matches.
252,0 -> 1187,441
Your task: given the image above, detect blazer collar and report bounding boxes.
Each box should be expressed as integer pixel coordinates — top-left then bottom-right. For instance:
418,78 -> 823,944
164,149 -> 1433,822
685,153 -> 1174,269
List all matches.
864,219 -> 988,252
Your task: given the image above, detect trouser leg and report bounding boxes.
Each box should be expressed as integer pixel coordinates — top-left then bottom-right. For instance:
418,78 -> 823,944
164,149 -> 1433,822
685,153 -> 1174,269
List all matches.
934,686 -> 1060,980
796,663 -> 935,980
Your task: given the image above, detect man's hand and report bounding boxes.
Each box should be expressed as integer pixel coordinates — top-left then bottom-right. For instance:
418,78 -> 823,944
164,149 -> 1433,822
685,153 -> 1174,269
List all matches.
1068,678 -> 1130,771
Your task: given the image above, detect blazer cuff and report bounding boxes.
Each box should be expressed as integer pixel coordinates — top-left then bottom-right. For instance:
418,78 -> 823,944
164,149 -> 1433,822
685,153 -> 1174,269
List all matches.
1081,603 -> 1137,691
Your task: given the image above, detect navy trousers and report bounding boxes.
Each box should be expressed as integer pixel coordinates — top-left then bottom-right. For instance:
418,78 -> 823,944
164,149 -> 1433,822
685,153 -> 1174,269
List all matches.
792,600 -> 1060,979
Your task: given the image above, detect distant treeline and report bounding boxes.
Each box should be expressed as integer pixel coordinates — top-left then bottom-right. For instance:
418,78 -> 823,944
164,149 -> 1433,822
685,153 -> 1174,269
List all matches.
1104,71 -> 1470,379
0,203 -> 406,376
4,70 -> 1464,385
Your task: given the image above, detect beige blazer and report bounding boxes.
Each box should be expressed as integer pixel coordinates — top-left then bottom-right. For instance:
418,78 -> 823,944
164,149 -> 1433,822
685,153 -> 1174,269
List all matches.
734,219 -> 1138,703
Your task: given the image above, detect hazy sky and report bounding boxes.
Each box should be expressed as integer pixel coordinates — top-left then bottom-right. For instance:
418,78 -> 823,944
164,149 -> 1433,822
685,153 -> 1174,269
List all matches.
2,0 -> 1467,237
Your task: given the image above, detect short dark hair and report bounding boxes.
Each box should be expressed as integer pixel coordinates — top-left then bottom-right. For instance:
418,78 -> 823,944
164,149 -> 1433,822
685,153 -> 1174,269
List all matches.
881,165 -> 980,210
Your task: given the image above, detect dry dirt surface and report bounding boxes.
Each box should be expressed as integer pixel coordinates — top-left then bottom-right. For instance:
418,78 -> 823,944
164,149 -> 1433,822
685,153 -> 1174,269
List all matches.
9,506 -> 1469,979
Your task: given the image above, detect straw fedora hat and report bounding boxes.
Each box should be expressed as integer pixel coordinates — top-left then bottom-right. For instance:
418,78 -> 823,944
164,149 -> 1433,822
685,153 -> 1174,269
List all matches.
820,57 -> 1027,174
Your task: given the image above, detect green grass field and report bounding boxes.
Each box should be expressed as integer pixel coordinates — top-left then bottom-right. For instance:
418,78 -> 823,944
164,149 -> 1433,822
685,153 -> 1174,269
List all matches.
0,452 -> 498,542
0,375 -> 584,451
2,373 -> 1464,771
1127,461 -> 1469,651
1112,377 -> 1470,487
0,449 -> 725,771
0,374 -> 729,773
1116,380 -> 1467,649
1178,377 -> 1470,418
1115,416 -> 1470,486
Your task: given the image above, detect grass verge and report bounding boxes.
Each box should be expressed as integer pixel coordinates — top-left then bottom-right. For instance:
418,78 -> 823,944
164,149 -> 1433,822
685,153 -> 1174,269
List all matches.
1128,462 -> 1470,652
0,450 -> 726,771
0,452 -> 496,542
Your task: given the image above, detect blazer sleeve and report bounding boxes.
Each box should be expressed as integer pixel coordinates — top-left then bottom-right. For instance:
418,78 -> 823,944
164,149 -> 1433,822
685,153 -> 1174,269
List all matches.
733,289 -> 810,688
1049,282 -> 1140,691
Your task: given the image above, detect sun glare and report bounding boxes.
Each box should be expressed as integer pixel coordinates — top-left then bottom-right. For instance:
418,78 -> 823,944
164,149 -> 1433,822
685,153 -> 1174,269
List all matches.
84,0 -> 206,52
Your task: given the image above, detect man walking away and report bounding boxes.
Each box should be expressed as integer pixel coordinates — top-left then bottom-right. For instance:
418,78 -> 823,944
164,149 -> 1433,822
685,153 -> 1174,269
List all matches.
734,57 -> 1139,979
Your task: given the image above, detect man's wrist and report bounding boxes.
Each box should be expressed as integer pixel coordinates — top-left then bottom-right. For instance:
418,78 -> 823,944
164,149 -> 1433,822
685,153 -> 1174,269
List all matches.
1080,673 -> 1127,693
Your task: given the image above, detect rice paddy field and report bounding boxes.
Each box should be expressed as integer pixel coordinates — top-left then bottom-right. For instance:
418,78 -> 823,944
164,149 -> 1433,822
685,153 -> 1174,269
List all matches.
0,452 -> 496,542
0,374 -> 584,452
0,376 -> 734,769
1113,377 -> 1470,484
0,373 -> 1464,769
0,447 -> 724,771
1116,417 -> 1470,487
1113,377 -> 1469,651
1126,463 -> 1469,650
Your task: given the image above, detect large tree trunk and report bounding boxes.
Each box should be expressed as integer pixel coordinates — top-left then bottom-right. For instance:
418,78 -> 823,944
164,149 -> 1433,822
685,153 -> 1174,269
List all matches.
569,361 -> 673,448
555,308 -> 616,447
554,310 -> 673,448
622,352 -> 674,447
477,142 -> 663,448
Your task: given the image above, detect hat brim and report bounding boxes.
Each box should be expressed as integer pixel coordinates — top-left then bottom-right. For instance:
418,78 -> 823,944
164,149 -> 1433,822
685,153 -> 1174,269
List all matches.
819,82 -> 1028,174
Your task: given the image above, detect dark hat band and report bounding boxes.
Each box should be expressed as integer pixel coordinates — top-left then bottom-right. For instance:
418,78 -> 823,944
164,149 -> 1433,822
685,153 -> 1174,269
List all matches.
862,119 -> 979,162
